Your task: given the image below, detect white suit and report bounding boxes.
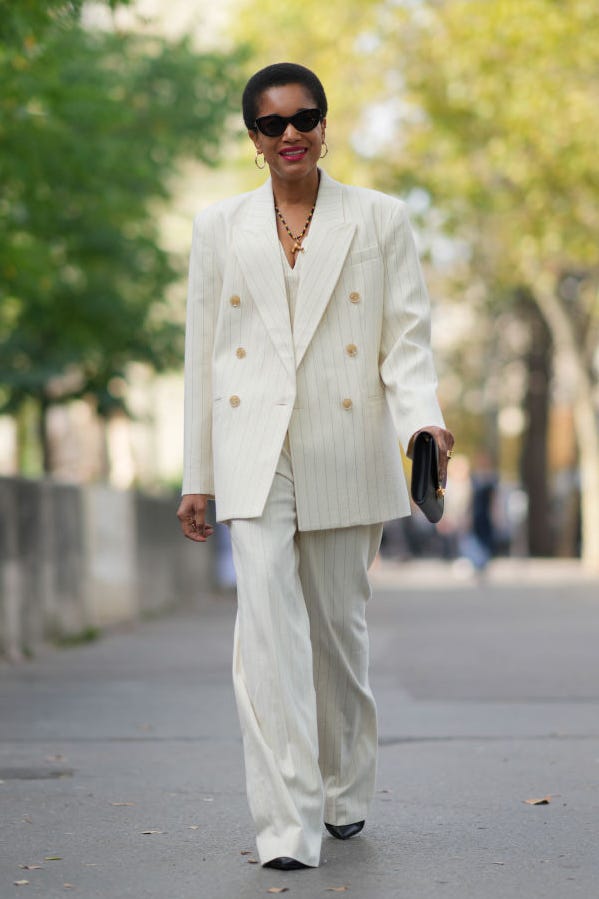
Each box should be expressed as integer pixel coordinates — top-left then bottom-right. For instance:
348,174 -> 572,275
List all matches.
182,170 -> 444,525
182,170 -> 445,866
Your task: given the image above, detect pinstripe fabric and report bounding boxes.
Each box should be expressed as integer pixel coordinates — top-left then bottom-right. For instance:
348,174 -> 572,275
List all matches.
299,520 -> 382,826
181,170 -> 445,529
182,217 -> 222,496
230,447 -> 382,867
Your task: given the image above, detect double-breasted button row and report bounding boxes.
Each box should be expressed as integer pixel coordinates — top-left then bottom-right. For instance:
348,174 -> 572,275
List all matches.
345,343 -> 358,357
235,347 -> 246,359
231,393 -> 354,411
349,291 -> 361,303
230,294 -> 241,307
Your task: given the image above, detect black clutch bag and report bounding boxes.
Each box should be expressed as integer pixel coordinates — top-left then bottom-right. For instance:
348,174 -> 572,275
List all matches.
410,431 -> 445,523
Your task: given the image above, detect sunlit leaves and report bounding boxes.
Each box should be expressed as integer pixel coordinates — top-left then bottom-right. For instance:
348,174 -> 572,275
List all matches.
0,1 -> 243,432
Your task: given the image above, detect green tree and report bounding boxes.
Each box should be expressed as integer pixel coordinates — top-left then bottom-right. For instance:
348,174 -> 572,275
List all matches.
0,0 -> 244,471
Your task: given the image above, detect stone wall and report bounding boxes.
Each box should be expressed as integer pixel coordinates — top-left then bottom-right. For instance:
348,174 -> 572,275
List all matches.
0,477 -> 214,661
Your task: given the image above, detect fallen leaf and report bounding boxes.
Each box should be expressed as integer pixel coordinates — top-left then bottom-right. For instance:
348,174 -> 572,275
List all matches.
188,825 -> 200,831
45,856 -> 63,861
247,858 -> 258,864
140,830 -> 164,835
19,865 -> 42,870
46,754 -> 66,762
13,881 -> 29,886
240,850 -> 253,855
326,888 -> 349,892
110,802 -> 135,807
267,890 -> 289,895
63,884 -> 75,889
524,796 -> 551,805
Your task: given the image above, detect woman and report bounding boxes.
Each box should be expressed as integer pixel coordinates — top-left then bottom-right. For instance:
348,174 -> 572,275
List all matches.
177,62 -> 454,871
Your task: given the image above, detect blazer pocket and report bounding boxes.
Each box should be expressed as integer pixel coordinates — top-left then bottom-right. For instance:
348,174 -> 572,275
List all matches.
349,244 -> 381,266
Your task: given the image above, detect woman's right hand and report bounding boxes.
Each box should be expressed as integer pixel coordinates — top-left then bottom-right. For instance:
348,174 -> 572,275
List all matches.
177,494 -> 214,542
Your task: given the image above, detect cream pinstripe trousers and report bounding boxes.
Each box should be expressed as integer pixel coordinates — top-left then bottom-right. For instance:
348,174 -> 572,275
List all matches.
229,446 -> 383,867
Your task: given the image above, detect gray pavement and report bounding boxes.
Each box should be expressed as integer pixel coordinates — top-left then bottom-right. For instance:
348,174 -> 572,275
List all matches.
1,562 -> 599,898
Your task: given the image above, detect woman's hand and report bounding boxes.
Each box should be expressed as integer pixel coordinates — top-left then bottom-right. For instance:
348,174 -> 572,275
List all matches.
408,426 -> 455,487
177,494 -> 214,542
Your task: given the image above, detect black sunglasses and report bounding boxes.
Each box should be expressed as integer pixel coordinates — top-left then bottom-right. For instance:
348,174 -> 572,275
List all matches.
254,108 -> 323,138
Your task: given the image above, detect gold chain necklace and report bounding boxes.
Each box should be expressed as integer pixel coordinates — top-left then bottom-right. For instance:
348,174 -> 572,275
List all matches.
274,201 -> 316,255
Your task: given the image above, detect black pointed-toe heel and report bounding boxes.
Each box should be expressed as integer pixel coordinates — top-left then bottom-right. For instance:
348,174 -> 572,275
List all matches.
325,820 -> 365,840
263,856 -> 308,870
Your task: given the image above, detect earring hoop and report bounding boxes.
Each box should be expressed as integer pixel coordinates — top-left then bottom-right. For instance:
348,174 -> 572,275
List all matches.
254,151 -> 266,170
320,141 -> 328,159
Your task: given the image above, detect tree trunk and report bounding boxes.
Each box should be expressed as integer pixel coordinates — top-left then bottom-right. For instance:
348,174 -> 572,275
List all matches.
15,400 -> 43,476
532,276 -> 599,571
520,301 -> 553,556
38,395 -> 54,476
573,390 -> 599,571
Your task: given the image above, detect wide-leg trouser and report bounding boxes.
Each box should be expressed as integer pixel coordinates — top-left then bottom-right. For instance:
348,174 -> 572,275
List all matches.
229,448 -> 383,867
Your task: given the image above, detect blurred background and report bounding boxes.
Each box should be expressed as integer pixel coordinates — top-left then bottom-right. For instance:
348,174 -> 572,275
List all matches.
1,0 -> 598,633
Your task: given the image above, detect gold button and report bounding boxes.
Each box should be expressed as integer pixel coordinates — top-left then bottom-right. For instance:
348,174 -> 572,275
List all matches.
230,294 -> 241,307
349,291 -> 361,303
235,347 -> 246,359
346,343 -> 358,357
342,398 -> 353,410
229,395 -> 240,407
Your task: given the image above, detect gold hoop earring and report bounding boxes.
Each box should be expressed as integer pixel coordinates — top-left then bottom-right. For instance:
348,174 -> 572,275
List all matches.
320,141 -> 328,159
254,151 -> 265,170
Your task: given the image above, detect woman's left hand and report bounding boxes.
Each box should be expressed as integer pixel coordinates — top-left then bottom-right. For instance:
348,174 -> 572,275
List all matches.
409,426 -> 455,487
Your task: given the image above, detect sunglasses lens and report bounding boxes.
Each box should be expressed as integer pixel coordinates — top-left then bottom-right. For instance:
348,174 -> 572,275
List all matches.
255,109 -> 321,137
256,116 -> 286,137
294,109 -> 321,132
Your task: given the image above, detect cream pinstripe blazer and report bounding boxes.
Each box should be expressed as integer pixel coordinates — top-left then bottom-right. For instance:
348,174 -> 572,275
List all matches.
182,170 -> 445,530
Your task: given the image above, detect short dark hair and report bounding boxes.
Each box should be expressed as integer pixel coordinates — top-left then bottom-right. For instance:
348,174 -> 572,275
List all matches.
242,63 -> 328,131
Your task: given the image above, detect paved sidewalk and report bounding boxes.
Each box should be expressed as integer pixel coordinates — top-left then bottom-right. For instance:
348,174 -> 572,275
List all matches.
1,569 -> 599,898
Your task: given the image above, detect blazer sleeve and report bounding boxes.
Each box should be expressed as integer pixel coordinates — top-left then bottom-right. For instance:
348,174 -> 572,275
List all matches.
181,212 -> 222,496
379,200 -> 445,452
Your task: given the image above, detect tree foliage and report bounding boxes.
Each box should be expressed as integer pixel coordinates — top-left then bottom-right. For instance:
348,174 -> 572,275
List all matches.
386,0 -> 598,288
0,0 -> 243,434
380,0 -> 599,565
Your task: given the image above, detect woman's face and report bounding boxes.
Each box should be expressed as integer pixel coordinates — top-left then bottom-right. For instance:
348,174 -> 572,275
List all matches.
249,83 -> 326,184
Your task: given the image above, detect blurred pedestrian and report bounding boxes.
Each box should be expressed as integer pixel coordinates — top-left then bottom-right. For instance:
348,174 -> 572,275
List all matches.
177,62 -> 454,870
460,451 -> 498,575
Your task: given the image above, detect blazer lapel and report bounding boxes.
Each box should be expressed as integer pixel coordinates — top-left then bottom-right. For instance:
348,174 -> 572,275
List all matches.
292,171 -> 356,368
233,179 -> 295,377
233,172 -> 356,374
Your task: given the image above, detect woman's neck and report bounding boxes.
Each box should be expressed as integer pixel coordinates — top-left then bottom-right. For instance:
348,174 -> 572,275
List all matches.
271,169 -> 320,207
